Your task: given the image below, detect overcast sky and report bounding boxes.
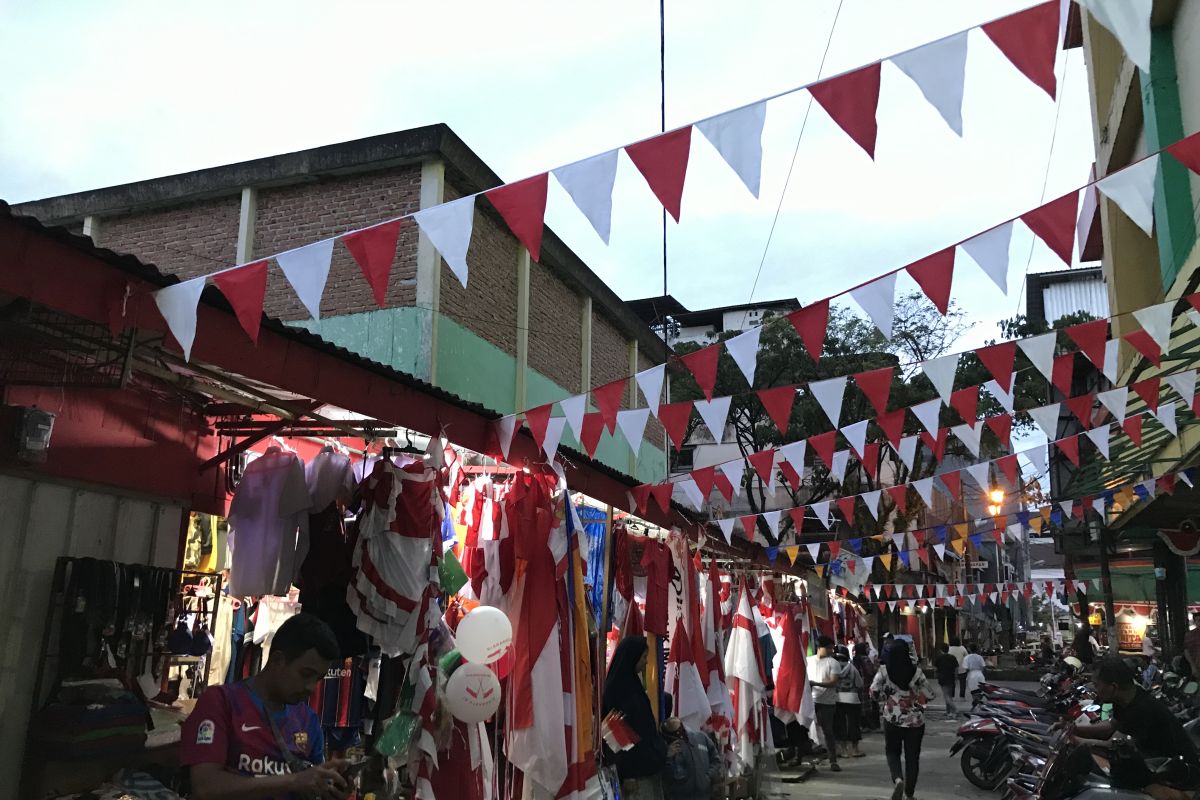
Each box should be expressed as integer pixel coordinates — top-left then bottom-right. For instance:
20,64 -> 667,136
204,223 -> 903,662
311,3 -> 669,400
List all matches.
0,0 -> 1094,349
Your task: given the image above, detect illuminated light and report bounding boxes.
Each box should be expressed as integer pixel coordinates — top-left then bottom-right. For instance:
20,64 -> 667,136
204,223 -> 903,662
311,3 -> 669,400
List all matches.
988,489 -> 1005,505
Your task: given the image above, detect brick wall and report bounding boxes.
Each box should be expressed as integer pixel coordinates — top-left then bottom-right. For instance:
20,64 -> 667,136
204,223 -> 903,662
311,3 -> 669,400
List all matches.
528,260 -> 582,391
254,166 -> 421,319
592,312 -> 631,409
100,196 -> 240,280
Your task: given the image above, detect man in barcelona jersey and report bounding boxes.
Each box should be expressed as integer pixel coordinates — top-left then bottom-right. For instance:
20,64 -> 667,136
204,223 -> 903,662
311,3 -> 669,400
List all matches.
182,613 -> 351,800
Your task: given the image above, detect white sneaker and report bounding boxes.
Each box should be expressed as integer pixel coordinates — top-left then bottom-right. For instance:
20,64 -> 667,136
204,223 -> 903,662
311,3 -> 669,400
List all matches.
890,778 -> 904,800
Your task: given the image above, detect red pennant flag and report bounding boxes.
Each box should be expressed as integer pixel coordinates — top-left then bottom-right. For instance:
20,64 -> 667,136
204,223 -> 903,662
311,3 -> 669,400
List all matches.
1123,414 -> 1144,446
1051,353 -> 1075,395
714,471 -> 735,503
341,220 -> 402,308
1188,293 -> 1200,313
789,507 -> 807,532
905,248 -> 956,315
808,430 -> 837,468
877,601 -> 888,612
950,386 -> 979,425
853,366 -> 894,415
861,442 -> 881,481
691,465 -> 717,499
1022,190 -> 1079,264
877,408 -> 906,448
887,485 -> 909,514
679,346 -> 720,400
1132,377 -> 1161,412
593,379 -> 627,433
740,515 -> 761,541
629,485 -> 652,515
1057,434 -> 1080,466
936,597 -> 946,609
1125,329 -> 1163,367
757,386 -> 796,436
978,341 -> 1017,392
836,496 -> 857,523
1159,474 -> 1178,495
808,63 -> 882,159
982,0 -> 1061,99
524,404 -> 554,449
987,414 -> 1013,448
649,483 -> 673,514
212,260 -> 269,344
920,428 -> 948,462
1065,393 -> 1096,429
999,454 -> 1019,486
1072,502 -> 1086,520
940,470 -> 962,500
485,173 -> 549,260
827,539 -> 842,560
1065,319 -> 1109,368
787,299 -> 830,362
780,460 -> 802,492
748,449 -> 777,485
625,127 -> 692,222
580,412 -> 605,457
1167,131 -> 1200,175
847,560 -> 857,574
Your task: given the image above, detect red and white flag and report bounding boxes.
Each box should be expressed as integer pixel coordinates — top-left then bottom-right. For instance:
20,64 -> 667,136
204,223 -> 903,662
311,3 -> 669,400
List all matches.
665,623 -> 710,732
601,711 -> 639,752
724,580 -> 767,769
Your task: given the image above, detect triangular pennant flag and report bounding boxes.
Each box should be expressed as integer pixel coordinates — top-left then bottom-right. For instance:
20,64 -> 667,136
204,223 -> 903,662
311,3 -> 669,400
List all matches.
717,518 -> 736,545
1134,300 -> 1174,353
696,101 -> 767,198
276,238 -> 336,320
494,415 -> 518,461
691,466 -> 717,500
951,539 -> 966,555
1066,393 -> 1097,429
1052,353 -> 1075,396
788,299 -> 830,362
805,542 -> 821,562
713,472 -> 734,503
1022,190 -> 1079,264
559,394 -> 588,441
1065,319 -> 1109,369
888,601 -> 898,612
986,378 -> 1017,414
911,398 -> 943,436
657,402 -> 693,451
912,477 -> 935,508
762,510 -> 782,536
961,222 -> 1014,294
786,546 -> 800,566
758,386 -> 796,436
694,396 -> 733,444
861,441 -> 881,481
747,449 -> 777,486
1131,377 -> 1161,413
719,459 -> 746,498
921,355 -> 958,403
779,439 -> 807,473
625,126 -> 692,222
896,435 -> 919,471
952,423 -> 983,458
616,408 -> 652,452
890,31 -> 969,135
524,404 -> 554,451
877,408 -> 907,448
1057,434 -> 1080,466
1077,0 -> 1152,72
854,366 -> 894,415
1156,402 -> 1178,436
342,220 -> 402,308
1097,153 -> 1159,235
887,485 -> 909,514
808,63 -> 882,158
982,0 -> 1061,99
740,515 -> 761,542
862,490 -> 882,521
1167,132 -> 1200,175
1098,386 -> 1129,422
593,379 -> 627,434
553,150 -> 619,244
809,376 -> 847,428
921,428 -> 948,463
987,413 -> 1013,448
1019,332 -> 1057,381
724,326 -> 762,387
1086,424 -> 1111,459
674,478 -> 705,511
940,470 -> 962,501
829,450 -> 850,484
1125,329 -> 1162,366
841,419 -> 870,460
541,417 -> 567,461
1028,403 -> 1061,439
1167,370 -> 1197,409
850,272 -> 898,339
1101,338 -> 1120,383
836,496 -> 857,524
998,454 -> 1018,486
811,500 -> 832,530
413,195 -> 475,288
905,248 -> 956,315
950,386 -> 979,425
635,363 -> 666,417
965,461 -> 991,490
211,261 -> 268,344
788,507 -> 806,534
154,277 -> 207,361
1122,414 -> 1144,446
934,543 -> 946,561
809,430 -> 837,468
977,342 -> 1018,393
1025,444 -> 1049,475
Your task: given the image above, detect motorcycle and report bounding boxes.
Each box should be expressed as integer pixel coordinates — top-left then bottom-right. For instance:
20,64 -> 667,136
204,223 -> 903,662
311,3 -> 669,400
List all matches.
1006,735 -> 1200,800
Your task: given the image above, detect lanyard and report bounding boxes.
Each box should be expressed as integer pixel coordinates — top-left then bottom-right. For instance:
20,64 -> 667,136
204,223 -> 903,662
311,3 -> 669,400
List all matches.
246,685 -> 313,774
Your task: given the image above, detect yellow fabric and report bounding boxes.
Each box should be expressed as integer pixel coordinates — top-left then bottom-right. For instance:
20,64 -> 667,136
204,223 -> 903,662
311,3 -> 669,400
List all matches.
879,554 -> 893,570
951,539 -> 967,555
570,537 -> 595,757
785,546 -> 799,565
645,632 -> 660,721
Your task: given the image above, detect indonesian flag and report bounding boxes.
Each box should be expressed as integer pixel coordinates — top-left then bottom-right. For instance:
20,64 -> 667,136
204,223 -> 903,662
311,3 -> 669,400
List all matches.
772,606 -> 812,727
700,559 -> 732,726
724,580 -> 767,770
667,530 -> 710,689
558,503 -> 601,800
600,711 -> 639,751
665,622 -> 710,732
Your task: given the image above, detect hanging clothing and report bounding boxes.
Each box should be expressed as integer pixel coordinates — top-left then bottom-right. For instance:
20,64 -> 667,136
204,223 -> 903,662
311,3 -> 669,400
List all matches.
640,539 -> 671,637
227,449 -> 310,597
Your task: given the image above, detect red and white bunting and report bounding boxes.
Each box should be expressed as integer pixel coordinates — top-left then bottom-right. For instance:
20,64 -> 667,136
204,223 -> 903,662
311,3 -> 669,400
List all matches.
905,248 -> 956,315
341,219 -> 402,308
1097,154 -> 1159,235
841,419 -> 870,461
680,346 -> 720,401
1134,301 -> 1174,353
911,398 -> 942,436
758,386 -> 797,436
849,272 -> 897,339
853,365 -> 894,415
1168,133 -> 1200,175
1098,386 -> 1129,422
1018,332 -> 1057,381
696,101 -> 767,198
635,363 -> 667,417
725,326 -> 762,386
695,397 -> 733,444
413,195 -> 475,288
1078,0 -> 1151,72
154,277 -> 207,361
1086,424 -> 1112,459
1066,319 -> 1109,369
485,173 -> 549,261
890,31 -> 969,136
960,221 -> 1014,294
559,393 -> 587,441
809,376 -> 847,428
625,127 -> 692,222
212,260 -> 268,344
658,403 -> 692,452
553,150 -> 619,244
981,0 -> 1061,99
787,299 -> 829,362
276,238 -> 335,320
1022,190 -> 1080,265
978,341 -> 1018,393
593,379 -> 626,434
617,408 -> 652,453
809,63 -> 882,159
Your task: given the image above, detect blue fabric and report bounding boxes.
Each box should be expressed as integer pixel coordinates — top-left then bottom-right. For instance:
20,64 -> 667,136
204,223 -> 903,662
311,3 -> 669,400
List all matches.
578,504 -> 609,628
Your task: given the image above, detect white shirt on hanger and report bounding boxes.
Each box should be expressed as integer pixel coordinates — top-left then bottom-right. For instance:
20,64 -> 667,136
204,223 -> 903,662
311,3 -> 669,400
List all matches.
305,448 -> 355,512
228,448 -> 311,597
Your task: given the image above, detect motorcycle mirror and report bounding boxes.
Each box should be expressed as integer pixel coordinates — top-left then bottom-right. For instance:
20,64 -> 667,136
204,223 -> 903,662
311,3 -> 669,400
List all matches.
1185,682 -> 1199,695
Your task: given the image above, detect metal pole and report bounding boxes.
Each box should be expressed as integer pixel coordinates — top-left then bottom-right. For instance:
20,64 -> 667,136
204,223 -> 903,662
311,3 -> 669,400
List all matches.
659,0 -> 667,297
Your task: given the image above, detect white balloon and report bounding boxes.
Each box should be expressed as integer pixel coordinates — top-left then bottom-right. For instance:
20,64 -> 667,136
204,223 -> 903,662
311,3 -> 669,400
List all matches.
445,663 -> 501,723
455,606 -> 513,664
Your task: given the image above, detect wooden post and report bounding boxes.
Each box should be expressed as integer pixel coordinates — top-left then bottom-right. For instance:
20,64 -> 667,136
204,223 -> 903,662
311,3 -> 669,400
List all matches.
596,504 -> 615,743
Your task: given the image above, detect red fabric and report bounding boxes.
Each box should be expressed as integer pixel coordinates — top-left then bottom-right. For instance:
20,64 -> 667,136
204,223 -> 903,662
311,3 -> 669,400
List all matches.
853,366 -> 894,415
1065,319 -> 1109,368
836,496 -> 857,523
1057,434 -> 1080,466
809,63 -> 882,158
950,386 -> 979,425
808,430 -> 836,467
592,379 -> 626,434
748,449 -> 777,485
982,0 -> 1060,98
714,472 -> 735,503
1051,353 -> 1075,395
741,515 -> 760,542
861,441 -> 881,481
580,412 -> 605,457
648,483 -> 673,514
657,402 -> 693,451
524,404 -> 554,449
940,470 -> 962,500
827,540 -> 841,560
428,723 -> 486,800
758,385 -> 796,435
485,173 -> 549,261
1125,330 -> 1163,366
887,485 -> 908,514
772,609 -> 807,716
629,485 -> 652,515
987,413 -> 1013,448
691,465 -> 717,499
1022,190 -> 1079,264
998,454 -> 1018,485
779,460 -> 802,492
640,540 -> 672,635
341,219 -> 402,307
679,346 -> 720,400
787,299 -> 829,361
978,341 -> 1017,392
1066,393 -> 1096,429
1167,131 -> 1200,175
625,126 -> 693,222
1158,474 -> 1178,495
1123,415 -> 1144,446
211,261 -> 269,344
920,427 -> 948,462
905,248 -> 955,315
1132,377 -> 1161,413
788,507 -> 806,533
623,594 -> 644,637
877,407 -> 906,447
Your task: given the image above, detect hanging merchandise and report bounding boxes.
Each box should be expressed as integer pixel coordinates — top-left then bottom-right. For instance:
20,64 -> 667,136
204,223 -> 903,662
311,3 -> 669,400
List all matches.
445,662 -> 503,723
454,605 -> 513,665
226,446 -> 311,598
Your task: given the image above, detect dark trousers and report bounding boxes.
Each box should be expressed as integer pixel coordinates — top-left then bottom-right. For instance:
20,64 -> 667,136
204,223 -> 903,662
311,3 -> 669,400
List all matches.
815,703 -> 838,763
884,721 -> 925,797
835,702 -> 862,744
957,671 -> 967,698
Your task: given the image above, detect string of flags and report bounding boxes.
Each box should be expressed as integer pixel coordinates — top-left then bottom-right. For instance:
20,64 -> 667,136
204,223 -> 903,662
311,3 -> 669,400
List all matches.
859,578 -> 1100,613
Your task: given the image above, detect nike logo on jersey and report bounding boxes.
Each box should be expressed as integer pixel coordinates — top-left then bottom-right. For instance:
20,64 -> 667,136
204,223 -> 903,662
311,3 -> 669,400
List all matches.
241,724 -> 262,732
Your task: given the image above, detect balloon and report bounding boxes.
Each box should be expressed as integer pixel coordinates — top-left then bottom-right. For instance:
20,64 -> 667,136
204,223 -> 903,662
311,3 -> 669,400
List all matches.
445,663 -> 502,723
455,606 -> 513,664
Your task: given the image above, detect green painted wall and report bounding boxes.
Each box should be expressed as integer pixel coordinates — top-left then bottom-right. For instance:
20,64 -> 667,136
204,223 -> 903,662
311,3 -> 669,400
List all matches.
292,307 -> 430,379
434,316 -> 518,415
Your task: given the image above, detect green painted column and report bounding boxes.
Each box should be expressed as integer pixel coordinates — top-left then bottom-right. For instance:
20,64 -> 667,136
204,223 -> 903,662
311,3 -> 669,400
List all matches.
1140,25 -> 1196,292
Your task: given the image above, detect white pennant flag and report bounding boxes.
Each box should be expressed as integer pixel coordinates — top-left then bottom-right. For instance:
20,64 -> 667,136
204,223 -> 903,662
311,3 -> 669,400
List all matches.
1097,154 -> 1159,235
1078,0 -> 1152,72
921,354 -> 958,403
934,543 -> 946,561
154,277 -> 207,362
495,416 -> 518,460
1028,403 -> 1061,439
1093,497 -> 1107,518
862,490 -> 882,521
1190,309 -> 1200,329
616,408 -> 652,452
1019,332 -> 1057,381
985,378 -> 1017,414
896,435 -> 919,470
1133,300 -> 1174,352
1024,446 -> 1048,475
719,458 -> 745,497
961,221 -> 1014,295
841,419 -> 870,460
717,517 -> 736,545
276,238 -> 336,320
1167,370 -> 1197,407
552,150 -> 619,244
830,450 -> 850,484
695,397 -> 733,444
912,398 -> 943,436
541,417 -> 567,461
1059,500 -> 1074,517
724,326 -> 762,386
675,478 -> 705,511
850,273 -> 898,339
635,363 -> 667,417
890,31 -> 969,136
811,501 -> 832,530
1104,339 -> 1121,382
953,423 -> 983,458
1086,424 -> 1111,459
1180,471 -> 1195,489
912,477 -> 935,508
891,532 -> 907,551
809,376 -> 847,427
779,439 -> 807,472
965,461 -> 992,489
864,556 -> 875,573
762,510 -> 782,536
888,601 -> 898,612
806,542 -> 821,562
413,196 -> 475,288
696,101 -> 767,198
559,394 -> 587,441
1097,386 -> 1129,422
1156,401 -> 1178,436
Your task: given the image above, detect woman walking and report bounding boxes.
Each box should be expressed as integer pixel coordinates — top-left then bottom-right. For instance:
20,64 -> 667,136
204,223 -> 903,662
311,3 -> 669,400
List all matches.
603,637 -> 667,799
963,644 -> 987,698
871,639 -> 931,800
833,645 -> 864,758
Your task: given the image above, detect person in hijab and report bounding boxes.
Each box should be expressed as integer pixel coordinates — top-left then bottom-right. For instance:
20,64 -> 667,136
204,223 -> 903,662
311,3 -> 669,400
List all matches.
870,639 -> 932,800
603,637 -> 667,799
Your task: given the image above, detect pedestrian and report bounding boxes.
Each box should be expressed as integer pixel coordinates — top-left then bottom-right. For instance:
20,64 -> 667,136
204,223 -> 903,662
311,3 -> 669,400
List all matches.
806,635 -> 842,772
880,632 -> 895,664
833,645 -> 864,758
602,637 -> 667,800
963,643 -> 987,697
947,637 -> 968,700
1073,623 -> 1098,665
853,642 -> 880,730
660,695 -> 721,800
870,639 -> 931,800
933,643 -> 958,718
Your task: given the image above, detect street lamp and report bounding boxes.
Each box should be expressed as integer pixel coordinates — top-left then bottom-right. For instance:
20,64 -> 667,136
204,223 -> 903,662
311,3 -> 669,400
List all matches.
987,488 -> 1005,516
